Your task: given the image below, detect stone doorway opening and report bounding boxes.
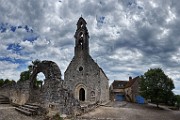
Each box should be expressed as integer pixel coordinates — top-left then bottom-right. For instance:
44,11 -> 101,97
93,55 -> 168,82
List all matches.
75,84 -> 87,102
79,88 -> 85,101
36,72 -> 45,88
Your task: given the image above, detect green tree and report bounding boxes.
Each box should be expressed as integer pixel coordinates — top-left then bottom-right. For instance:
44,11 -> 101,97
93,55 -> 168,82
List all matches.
4,79 -> 11,84
19,63 -> 34,82
0,79 -> 16,86
19,70 -> 31,81
0,79 -> 4,87
140,68 -> 175,107
18,59 -> 43,89
175,95 -> 180,110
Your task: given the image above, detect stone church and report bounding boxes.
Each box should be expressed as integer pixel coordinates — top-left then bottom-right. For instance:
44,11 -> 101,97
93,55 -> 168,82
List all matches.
64,17 -> 109,104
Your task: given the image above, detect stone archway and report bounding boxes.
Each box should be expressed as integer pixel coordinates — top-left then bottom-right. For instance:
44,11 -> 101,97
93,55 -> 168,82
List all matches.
29,60 -> 61,85
28,60 -> 62,103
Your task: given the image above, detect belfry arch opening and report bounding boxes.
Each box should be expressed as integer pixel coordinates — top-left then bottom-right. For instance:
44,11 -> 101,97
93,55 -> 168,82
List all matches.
80,22 -> 83,28
79,33 -> 84,45
79,88 -> 85,101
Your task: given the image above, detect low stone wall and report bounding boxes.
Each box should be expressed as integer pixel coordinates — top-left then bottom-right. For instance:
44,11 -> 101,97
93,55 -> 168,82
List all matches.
0,80 -> 30,105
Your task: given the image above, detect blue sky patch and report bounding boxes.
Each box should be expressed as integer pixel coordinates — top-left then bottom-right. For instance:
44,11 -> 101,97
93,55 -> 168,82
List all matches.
0,57 -> 27,64
23,33 -> 38,42
97,16 -> 105,24
10,26 -> 16,32
24,25 -> 33,33
96,16 -> 105,28
0,23 -> 34,33
0,23 -> 7,33
25,25 -> 29,32
7,43 -> 24,53
18,25 -> 22,29
0,57 -> 29,71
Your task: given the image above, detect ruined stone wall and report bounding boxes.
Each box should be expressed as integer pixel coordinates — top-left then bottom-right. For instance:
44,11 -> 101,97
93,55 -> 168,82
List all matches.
0,80 -> 30,105
11,80 -> 30,105
0,84 -> 11,97
0,60 -> 82,116
26,60 -> 80,115
34,79 -> 78,115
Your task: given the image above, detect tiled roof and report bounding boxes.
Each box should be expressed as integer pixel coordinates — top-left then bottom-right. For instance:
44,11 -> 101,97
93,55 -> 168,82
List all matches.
112,80 -> 128,89
125,76 -> 140,88
111,76 -> 140,89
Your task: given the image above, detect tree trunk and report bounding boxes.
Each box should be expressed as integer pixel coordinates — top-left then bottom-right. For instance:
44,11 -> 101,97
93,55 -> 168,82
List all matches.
156,102 -> 159,108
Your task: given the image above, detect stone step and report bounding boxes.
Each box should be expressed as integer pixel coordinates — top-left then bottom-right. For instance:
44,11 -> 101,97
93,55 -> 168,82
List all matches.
23,104 -> 39,109
0,97 -> 8,99
26,103 -> 40,107
19,106 -> 36,113
0,97 -> 9,104
11,103 -> 20,107
15,103 -> 40,116
15,107 -> 32,116
0,98 -> 9,100
0,100 -> 9,102
0,101 -> 10,104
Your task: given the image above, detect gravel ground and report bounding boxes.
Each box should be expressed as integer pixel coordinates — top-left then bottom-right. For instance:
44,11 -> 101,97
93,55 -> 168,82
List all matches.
78,102 -> 180,120
1,102 -> 180,120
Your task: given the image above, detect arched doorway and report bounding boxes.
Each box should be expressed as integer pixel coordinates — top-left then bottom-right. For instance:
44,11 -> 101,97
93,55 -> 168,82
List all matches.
79,88 -> 85,101
74,84 -> 87,102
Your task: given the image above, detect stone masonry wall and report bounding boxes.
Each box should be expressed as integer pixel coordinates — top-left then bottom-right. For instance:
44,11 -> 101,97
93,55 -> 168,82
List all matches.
99,69 -> 109,103
0,80 -> 30,105
65,54 -> 109,104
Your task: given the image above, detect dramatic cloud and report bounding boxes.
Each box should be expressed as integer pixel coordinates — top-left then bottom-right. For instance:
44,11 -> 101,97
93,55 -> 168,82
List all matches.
0,0 -> 180,94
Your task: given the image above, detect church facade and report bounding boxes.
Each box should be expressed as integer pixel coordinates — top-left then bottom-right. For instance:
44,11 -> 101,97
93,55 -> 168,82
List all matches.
64,17 -> 109,104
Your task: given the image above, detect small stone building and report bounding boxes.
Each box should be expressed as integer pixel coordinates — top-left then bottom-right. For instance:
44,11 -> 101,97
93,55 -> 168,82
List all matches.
64,17 -> 109,104
109,80 -> 128,101
110,76 -> 141,102
124,76 -> 141,102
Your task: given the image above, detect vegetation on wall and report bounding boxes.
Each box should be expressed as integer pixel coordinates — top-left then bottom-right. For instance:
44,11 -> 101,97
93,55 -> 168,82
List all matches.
18,59 -> 43,88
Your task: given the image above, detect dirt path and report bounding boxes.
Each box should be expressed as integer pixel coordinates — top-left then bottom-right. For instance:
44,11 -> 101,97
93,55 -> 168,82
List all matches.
78,102 -> 180,120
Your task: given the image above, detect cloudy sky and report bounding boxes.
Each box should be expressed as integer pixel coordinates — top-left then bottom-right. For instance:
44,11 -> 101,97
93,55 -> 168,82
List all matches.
0,0 -> 180,94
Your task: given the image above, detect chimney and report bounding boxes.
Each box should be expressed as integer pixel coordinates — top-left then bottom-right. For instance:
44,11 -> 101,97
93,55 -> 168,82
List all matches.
129,76 -> 132,81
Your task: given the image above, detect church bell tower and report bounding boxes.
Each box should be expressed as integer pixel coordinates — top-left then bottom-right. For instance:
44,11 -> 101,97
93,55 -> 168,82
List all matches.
74,17 -> 89,56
